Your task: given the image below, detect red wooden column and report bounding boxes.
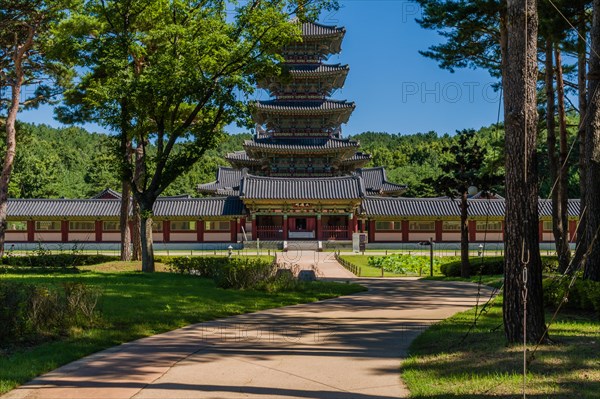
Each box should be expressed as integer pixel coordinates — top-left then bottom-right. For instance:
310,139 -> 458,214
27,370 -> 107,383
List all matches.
27,221 -> 35,242
353,215 -> 359,233
360,219 -> 366,233
61,221 -> 69,242
402,220 -> 409,242
569,220 -> 577,241
230,219 -> 237,243
347,215 -> 353,239
538,221 -> 544,242
163,221 -> 171,243
197,220 -> 204,242
369,220 -> 376,243
251,216 -> 257,240
435,220 -> 443,242
468,220 -> 477,242
317,215 -> 323,240
95,221 -> 103,242
283,215 -> 288,240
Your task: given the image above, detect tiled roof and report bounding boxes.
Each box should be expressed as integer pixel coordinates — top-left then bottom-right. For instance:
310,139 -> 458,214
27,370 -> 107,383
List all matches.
361,197 -> 581,218
91,188 -> 121,199
296,20 -> 345,38
244,138 -> 359,153
197,167 -> 243,194
288,63 -> 349,76
355,167 -> 406,195
240,175 -> 365,200
341,152 -> 372,164
7,197 -> 245,218
256,100 -> 355,113
225,151 -> 261,164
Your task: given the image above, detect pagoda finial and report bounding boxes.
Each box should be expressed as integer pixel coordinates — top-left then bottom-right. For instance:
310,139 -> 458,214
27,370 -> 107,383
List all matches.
296,0 -> 307,22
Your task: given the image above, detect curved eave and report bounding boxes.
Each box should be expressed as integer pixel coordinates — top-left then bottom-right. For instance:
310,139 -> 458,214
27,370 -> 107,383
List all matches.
252,103 -> 355,125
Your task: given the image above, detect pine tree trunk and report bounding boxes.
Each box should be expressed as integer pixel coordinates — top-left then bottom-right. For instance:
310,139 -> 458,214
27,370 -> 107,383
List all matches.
554,47 -> 572,273
584,0 -> 600,281
576,4 -> 588,257
0,80 -> 22,258
503,0 -> 546,343
545,40 -> 563,270
460,191 -> 470,278
140,200 -> 155,273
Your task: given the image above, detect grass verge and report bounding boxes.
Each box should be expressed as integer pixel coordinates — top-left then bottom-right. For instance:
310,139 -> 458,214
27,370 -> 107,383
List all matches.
422,274 -> 504,289
0,265 -> 365,394
338,255 -> 440,277
402,298 -> 600,398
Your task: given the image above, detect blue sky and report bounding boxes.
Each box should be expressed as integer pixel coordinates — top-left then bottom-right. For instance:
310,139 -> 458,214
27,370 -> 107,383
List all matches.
19,0 -> 503,137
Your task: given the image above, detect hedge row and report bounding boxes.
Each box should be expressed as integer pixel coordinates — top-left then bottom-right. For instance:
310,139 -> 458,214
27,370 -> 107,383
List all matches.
1,254 -> 118,268
168,256 -> 277,289
0,281 -> 101,345
440,256 -> 559,277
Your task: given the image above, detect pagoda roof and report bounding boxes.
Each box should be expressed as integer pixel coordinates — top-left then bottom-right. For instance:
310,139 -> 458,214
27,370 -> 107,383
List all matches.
225,151 -> 262,166
197,167 -> 243,195
244,137 -> 359,154
240,174 -> 364,200
298,19 -> 345,38
287,63 -> 349,77
355,167 -> 407,196
255,99 -> 354,112
341,152 -> 372,165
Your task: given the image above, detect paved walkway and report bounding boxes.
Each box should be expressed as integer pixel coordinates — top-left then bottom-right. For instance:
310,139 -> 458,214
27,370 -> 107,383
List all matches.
4,256 -> 491,399
277,250 -> 356,279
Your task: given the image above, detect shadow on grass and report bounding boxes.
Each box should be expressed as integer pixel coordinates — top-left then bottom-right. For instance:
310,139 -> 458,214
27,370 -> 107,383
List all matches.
402,299 -> 600,398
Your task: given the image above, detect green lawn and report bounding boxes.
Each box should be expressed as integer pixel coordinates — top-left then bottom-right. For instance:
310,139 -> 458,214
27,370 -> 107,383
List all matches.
0,265 -> 364,395
402,298 -> 600,398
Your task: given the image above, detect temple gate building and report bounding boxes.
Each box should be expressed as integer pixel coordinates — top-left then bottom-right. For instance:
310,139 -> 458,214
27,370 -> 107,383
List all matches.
2,20 -> 581,249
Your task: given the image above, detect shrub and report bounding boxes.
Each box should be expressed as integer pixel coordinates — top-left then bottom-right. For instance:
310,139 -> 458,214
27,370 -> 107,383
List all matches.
168,256 -> 277,289
543,277 -> 600,314
0,281 -> 101,346
368,254 -> 450,275
440,257 -> 504,277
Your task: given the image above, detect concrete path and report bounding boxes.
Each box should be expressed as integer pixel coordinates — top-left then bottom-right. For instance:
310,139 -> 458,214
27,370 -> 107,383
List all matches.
4,259 -> 491,399
277,250 -> 356,279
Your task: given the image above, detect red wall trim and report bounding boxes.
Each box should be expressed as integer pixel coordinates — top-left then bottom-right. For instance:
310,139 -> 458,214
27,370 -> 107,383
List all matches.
569,220 -> 577,241
538,221 -> 544,242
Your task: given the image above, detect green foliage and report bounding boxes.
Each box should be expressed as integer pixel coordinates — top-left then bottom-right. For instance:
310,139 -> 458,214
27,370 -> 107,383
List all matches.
0,281 -> 100,346
368,254 -> 449,275
168,256 -> 277,289
543,277 -> 600,313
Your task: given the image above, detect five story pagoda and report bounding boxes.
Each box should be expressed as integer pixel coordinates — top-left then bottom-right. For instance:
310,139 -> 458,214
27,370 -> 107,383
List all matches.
199,19 -> 405,242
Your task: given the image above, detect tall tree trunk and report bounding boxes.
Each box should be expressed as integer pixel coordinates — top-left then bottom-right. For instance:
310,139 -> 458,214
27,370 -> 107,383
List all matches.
119,178 -> 132,261
0,79 -> 22,257
554,47 -> 572,273
131,145 -> 144,261
545,39 -> 562,269
139,198 -> 155,273
576,3 -> 588,260
584,0 -> 600,281
460,191 -> 470,278
503,0 -> 546,343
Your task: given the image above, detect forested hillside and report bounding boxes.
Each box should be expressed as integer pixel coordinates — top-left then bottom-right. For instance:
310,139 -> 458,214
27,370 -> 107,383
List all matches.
6,121 -> 581,199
